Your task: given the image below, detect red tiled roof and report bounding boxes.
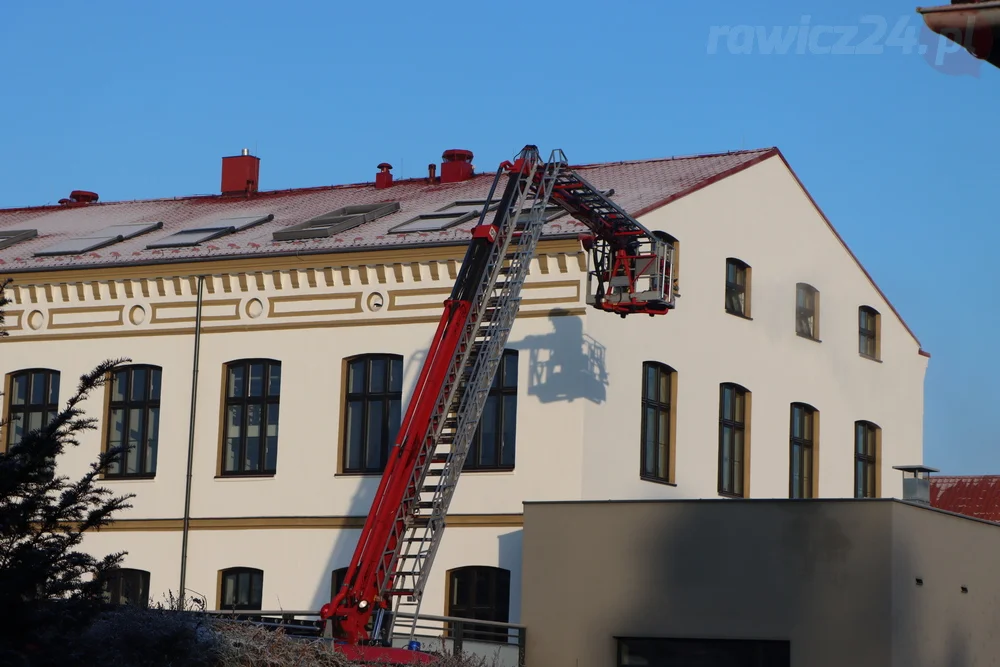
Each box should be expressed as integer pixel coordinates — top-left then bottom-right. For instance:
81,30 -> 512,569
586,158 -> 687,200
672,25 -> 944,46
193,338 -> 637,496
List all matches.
931,476 -> 1000,523
0,149 -> 775,272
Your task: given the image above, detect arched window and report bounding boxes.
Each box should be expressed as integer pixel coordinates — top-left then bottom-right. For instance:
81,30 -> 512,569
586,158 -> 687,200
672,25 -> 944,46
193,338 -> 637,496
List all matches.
101,568 -> 150,608
4,368 -> 60,450
222,359 -> 281,475
219,567 -> 264,611
105,364 -> 162,477
789,403 -> 819,499
640,362 -> 676,484
725,259 -> 751,317
859,306 -> 881,360
465,350 -> 518,471
343,354 -> 403,473
855,421 -> 881,498
795,283 -> 819,340
719,383 -> 750,497
447,566 -> 511,642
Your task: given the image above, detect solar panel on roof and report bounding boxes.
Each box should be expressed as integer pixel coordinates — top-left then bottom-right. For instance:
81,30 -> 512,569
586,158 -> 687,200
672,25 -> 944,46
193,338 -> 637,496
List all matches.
34,221 -> 163,257
273,202 -> 399,242
146,227 -> 234,249
388,200 -> 498,234
0,229 -> 38,251
145,214 -> 273,249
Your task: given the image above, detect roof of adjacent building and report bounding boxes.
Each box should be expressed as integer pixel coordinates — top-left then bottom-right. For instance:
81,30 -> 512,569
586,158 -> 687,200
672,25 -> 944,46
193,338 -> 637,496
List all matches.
931,475 -> 1000,523
0,148 -> 774,272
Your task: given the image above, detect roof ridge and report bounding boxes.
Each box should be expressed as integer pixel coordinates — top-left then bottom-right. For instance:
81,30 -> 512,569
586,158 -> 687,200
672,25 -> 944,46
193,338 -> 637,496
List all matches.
0,151 -> 775,213
572,146 -> 777,170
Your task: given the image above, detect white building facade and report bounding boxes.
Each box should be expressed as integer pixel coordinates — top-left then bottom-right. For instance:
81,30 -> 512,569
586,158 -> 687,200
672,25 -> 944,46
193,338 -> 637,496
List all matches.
0,147 -> 928,627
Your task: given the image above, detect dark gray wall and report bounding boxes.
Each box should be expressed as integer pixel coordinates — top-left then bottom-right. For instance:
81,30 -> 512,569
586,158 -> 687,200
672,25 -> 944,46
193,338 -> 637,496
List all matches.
522,499 -> 902,667
889,502 -> 1000,666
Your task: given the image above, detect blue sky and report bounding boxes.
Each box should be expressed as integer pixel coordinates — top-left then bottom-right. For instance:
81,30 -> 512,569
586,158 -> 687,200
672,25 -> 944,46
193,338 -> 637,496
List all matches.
1,1 -> 996,474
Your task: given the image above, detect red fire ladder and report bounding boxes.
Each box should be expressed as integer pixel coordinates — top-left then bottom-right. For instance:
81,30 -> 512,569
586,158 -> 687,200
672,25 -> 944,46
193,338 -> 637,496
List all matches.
321,146 -> 676,656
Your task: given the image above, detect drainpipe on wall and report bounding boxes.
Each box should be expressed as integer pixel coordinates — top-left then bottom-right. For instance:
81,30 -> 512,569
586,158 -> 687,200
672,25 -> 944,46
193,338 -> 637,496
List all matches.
178,275 -> 205,609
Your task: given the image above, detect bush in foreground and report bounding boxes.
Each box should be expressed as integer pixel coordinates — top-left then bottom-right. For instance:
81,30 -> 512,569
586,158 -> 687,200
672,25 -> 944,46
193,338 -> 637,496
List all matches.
0,605 -> 506,667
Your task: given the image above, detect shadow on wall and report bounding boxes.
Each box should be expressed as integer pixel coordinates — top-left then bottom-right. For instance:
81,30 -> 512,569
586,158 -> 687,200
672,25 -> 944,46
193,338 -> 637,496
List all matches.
514,309 -> 608,405
313,476 -> 379,612
498,530 -> 523,624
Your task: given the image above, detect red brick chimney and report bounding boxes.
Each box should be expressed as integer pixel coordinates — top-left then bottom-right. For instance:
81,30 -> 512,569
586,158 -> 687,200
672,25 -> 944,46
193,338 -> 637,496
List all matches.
221,149 -> 260,195
375,162 -> 393,189
440,149 -> 474,183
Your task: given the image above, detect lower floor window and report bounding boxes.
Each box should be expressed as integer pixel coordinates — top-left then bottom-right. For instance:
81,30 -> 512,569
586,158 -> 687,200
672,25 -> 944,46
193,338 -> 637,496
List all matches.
617,637 -> 790,667
101,568 -> 150,608
447,566 -> 511,642
220,567 -> 263,610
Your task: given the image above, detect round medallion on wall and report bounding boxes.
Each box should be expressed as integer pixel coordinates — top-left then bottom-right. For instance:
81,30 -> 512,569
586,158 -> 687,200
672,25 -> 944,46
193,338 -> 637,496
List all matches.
27,310 -> 44,331
129,305 -> 147,326
367,292 -> 385,312
245,298 -> 265,319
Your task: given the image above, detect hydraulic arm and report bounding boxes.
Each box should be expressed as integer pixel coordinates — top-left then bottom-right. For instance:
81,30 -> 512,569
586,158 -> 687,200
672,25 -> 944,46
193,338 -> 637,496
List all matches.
320,146 -> 676,662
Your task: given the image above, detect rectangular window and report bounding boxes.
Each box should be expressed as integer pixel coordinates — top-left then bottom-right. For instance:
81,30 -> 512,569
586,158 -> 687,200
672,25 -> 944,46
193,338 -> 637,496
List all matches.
5,369 -> 60,449
105,365 -> 162,477
855,421 -> 879,498
790,403 -> 816,499
101,568 -> 150,608
223,360 -> 281,475
640,362 -> 674,484
795,283 -> 819,339
859,306 -> 879,359
220,568 -> 263,611
617,637 -> 790,667
465,350 -> 518,471
343,355 -> 403,473
719,384 -> 748,497
725,259 -> 750,317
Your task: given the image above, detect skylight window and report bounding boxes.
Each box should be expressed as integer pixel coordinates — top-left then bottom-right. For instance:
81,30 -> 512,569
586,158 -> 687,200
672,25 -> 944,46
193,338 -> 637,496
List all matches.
0,229 -> 38,251
146,214 -> 273,249
388,200 -> 498,234
34,222 -> 163,257
273,203 -> 400,241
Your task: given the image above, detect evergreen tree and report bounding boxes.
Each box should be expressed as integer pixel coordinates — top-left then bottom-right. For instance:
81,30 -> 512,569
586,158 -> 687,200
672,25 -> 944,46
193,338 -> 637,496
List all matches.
0,276 -> 135,653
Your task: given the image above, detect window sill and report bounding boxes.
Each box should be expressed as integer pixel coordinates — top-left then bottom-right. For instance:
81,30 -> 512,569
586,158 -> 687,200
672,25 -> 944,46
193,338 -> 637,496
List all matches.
100,475 -> 156,481
336,471 -> 385,477
725,310 -> 753,321
640,475 -> 677,487
796,332 -> 822,343
860,353 -> 883,363
718,490 -> 746,499
215,473 -> 276,480
463,468 -> 516,475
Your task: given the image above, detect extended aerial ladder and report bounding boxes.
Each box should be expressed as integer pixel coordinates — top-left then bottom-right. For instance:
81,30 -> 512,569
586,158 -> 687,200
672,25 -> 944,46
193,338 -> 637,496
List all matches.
320,146 -> 676,663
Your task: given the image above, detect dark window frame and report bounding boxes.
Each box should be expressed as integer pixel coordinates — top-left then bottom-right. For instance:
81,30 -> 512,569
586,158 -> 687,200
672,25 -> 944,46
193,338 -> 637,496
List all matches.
342,354 -> 403,474
222,359 -> 281,476
105,364 -> 162,478
219,567 -> 264,611
718,383 -> 749,497
725,258 -> 751,318
616,637 -> 790,667
4,368 -> 60,450
789,402 -> 817,499
795,283 -> 819,340
859,306 -> 880,360
855,420 -> 879,499
101,568 -> 150,608
447,566 -> 511,642
464,350 -> 518,472
640,362 -> 674,484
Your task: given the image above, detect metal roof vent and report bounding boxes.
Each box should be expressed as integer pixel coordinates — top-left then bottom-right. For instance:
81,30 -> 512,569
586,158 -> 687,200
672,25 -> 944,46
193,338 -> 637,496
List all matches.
893,465 -> 940,505
58,190 -> 99,206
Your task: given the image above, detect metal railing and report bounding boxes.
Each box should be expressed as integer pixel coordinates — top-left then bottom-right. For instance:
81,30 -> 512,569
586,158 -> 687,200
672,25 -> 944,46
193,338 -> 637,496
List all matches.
202,609 -> 526,667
